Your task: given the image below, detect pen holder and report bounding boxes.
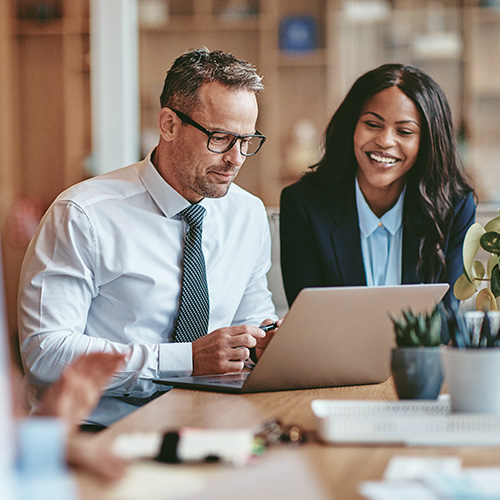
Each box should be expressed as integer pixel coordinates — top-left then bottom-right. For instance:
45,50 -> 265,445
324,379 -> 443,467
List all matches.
441,346 -> 500,414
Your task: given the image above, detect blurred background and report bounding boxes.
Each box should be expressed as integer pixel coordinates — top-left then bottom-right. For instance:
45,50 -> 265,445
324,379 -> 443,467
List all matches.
1,0 -> 500,359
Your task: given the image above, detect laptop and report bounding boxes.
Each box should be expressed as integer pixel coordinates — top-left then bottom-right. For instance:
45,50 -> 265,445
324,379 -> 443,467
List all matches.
154,284 -> 449,394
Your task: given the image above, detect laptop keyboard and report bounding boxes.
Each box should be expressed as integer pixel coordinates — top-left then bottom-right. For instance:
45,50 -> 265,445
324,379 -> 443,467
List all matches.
205,379 -> 245,386
201,373 -> 249,386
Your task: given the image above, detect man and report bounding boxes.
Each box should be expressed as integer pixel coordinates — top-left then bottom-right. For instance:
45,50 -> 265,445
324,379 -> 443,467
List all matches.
18,48 -> 278,427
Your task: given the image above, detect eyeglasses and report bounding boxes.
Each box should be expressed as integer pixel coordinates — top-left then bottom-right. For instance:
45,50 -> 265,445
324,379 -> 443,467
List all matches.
171,108 -> 266,157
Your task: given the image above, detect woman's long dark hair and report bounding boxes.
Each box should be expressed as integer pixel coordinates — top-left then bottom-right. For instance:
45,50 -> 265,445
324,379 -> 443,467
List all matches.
307,63 -> 474,282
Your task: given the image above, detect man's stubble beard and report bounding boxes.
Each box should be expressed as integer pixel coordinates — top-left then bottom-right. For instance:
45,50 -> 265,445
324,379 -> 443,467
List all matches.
190,163 -> 241,200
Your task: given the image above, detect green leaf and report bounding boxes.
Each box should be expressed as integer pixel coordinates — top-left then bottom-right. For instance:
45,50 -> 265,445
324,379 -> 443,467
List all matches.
463,223 -> 486,281
481,232 -> 500,255
427,308 -> 442,346
485,215 -> 500,233
390,317 -> 405,332
476,288 -> 498,311
402,310 -> 417,330
487,254 -> 498,279
472,260 -> 485,281
417,314 -> 427,340
492,265 -> 500,298
453,273 -> 478,300
407,328 -> 420,346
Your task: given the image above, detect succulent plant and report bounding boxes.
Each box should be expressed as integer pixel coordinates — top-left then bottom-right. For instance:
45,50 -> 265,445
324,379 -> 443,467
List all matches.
454,209 -> 500,310
444,307 -> 500,349
390,305 -> 443,347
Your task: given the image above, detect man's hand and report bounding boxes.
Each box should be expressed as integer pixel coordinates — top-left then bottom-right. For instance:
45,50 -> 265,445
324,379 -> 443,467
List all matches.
192,325 -> 266,375
254,318 -> 284,360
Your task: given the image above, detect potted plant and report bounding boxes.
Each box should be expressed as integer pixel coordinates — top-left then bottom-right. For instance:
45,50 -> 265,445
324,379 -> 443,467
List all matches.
389,305 -> 444,400
441,309 -> 500,413
453,209 -> 500,310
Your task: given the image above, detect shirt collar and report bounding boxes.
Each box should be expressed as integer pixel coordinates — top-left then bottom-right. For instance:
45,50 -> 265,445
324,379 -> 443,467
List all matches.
139,149 -> 208,218
356,177 -> 405,237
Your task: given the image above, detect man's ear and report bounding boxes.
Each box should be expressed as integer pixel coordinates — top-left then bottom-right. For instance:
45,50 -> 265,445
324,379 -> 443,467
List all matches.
158,108 -> 179,141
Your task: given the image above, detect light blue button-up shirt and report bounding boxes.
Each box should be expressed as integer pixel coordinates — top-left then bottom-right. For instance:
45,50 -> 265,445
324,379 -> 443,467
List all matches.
355,178 -> 405,287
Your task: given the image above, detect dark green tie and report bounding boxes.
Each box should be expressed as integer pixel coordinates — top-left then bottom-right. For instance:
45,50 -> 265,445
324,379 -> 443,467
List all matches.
172,204 -> 210,343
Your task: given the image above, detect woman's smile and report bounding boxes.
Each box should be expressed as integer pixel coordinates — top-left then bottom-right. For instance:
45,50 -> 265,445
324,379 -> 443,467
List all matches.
354,86 -> 421,214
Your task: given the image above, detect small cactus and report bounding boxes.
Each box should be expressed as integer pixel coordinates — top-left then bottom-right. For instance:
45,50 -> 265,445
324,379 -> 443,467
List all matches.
390,305 -> 443,347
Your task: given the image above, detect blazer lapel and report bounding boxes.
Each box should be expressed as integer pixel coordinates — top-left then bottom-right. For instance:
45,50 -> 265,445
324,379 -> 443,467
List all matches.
329,183 -> 366,286
402,225 -> 420,284
402,195 -> 426,284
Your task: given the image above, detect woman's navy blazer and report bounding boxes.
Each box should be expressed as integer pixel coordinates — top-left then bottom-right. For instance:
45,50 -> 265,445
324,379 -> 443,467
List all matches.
280,176 -> 476,307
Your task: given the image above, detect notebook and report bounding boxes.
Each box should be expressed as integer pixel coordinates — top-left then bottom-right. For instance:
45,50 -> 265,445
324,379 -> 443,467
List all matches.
154,284 -> 449,394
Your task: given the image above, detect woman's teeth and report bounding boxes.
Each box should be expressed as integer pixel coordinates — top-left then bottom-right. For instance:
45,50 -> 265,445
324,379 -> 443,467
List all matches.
369,153 -> 398,164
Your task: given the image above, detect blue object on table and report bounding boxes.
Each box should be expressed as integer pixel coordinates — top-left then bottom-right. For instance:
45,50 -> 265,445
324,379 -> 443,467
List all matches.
279,15 -> 318,53
16,418 -> 78,500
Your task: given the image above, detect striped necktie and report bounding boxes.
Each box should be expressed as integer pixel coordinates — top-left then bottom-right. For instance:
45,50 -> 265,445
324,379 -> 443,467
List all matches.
172,204 -> 210,343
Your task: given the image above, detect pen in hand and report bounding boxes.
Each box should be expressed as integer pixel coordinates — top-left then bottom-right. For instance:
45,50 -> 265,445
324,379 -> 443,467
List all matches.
249,322 -> 279,364
260,322 -> 278,333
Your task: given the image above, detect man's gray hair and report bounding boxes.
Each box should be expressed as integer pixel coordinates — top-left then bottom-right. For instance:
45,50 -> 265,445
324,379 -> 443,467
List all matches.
159,48 -> 264,112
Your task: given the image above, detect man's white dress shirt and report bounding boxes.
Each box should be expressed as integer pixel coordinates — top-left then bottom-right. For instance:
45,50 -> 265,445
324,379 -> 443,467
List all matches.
18,152 -> 276,425
355,177 -> 405,287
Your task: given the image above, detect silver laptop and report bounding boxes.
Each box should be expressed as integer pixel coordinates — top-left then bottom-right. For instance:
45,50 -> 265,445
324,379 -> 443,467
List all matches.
154,284 -> 449,394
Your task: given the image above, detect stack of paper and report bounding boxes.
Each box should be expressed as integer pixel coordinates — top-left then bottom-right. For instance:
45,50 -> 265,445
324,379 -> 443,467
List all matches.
360,456 -> 500,500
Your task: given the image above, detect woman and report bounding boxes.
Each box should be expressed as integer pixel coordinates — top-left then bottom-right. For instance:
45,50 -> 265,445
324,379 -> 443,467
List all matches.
280,64 -> 476,306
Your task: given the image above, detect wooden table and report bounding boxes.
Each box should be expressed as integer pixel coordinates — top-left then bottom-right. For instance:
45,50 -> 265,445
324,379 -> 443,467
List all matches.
78,380 -> 500,500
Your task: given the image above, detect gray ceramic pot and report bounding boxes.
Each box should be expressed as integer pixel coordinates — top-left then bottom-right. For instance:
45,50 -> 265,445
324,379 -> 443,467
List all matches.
390,347 -> 443,400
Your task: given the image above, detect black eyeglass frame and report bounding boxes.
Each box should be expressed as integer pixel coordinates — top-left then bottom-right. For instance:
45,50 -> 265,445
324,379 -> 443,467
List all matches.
171,108 -> 266,157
